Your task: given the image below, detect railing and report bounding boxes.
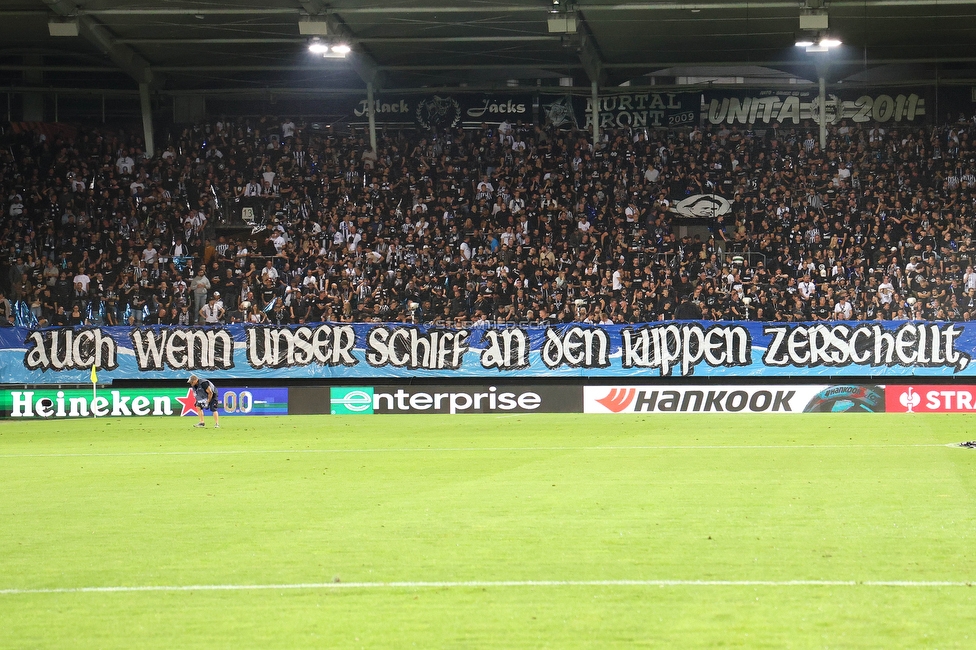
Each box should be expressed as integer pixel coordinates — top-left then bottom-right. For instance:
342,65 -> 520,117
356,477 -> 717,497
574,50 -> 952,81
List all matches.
651,251 -> 768,268
724,251 -> 767,267
216,196 -> 274,230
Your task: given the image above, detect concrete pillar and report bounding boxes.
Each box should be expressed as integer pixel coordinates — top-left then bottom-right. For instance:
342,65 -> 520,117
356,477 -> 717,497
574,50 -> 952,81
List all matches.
366,82 -> 377,153
818,75 -> 827,150
591,80 -> 599,148
139,83 -> 155,158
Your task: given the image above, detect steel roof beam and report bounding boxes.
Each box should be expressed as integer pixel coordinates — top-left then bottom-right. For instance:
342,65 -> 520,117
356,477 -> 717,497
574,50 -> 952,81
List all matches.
379,64 -> 582,71
604,56 -> 976,68
4,58 -> 975,74
150,63 -> 580,72
0,85 -> 139,94
0,64 -> 118,72
574,14 -> 605,85
145,63 -> 578,72
42,0 -> 155,85
5,76 -> 975,98
69,1 -> 976,15
78,8 -> 304,16
114,36 -> 560,45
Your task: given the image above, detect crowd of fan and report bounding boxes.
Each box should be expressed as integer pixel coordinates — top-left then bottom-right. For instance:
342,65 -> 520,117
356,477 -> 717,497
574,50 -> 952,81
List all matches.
3,112 -> 976,328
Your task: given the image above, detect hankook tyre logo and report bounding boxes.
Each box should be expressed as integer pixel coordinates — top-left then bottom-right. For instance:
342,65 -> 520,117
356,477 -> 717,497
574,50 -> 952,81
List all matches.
596,388 -> 636,413
801,385 -> 885,413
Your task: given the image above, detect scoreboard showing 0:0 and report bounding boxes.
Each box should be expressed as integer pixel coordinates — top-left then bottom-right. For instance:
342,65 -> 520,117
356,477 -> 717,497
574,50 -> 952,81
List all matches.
218,387 -> 289,417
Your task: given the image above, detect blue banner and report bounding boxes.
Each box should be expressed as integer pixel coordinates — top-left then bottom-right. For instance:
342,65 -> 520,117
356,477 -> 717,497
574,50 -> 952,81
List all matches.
0,321 -> 971,384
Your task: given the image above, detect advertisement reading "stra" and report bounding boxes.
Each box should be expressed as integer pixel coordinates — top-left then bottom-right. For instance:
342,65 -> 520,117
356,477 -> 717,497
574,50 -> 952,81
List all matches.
885,385 -> 976,413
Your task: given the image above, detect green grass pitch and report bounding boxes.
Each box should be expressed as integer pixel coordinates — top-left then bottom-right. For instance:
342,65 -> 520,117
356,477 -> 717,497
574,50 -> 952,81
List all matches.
1,413 -> 976,648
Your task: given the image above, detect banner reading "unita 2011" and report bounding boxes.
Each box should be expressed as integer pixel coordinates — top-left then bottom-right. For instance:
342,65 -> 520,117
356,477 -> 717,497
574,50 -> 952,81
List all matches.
702,89 -> 928,126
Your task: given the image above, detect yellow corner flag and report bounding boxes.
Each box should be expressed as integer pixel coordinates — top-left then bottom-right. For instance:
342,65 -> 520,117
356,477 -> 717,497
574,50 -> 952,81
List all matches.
90,363 -> 98,418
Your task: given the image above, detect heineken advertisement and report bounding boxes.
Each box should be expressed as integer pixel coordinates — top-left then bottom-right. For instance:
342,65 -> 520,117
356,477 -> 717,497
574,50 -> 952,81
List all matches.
1,386 -> 288,418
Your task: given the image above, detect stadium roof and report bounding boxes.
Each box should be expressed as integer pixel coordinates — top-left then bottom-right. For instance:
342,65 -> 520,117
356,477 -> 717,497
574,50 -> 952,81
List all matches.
2,0 -> 976,94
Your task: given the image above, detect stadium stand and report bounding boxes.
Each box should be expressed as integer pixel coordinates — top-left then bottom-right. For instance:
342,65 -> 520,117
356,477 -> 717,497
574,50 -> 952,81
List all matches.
3,116 -> 976,327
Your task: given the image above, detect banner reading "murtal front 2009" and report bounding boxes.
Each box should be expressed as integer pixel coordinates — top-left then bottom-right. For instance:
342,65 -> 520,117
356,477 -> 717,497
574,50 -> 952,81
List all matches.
1,321 -> 974,384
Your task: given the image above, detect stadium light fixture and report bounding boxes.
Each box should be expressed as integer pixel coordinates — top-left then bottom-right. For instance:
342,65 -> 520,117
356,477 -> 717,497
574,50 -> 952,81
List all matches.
309,39 -> 350,58
796,32 -> 841,53
307,38 -> 329,54
319,43 -> 351,58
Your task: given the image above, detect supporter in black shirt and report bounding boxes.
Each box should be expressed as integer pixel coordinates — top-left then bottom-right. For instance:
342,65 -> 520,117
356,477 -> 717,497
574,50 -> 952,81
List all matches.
145,307 -> 167,325
673,295 -> 703,320
258,278 -> 278,310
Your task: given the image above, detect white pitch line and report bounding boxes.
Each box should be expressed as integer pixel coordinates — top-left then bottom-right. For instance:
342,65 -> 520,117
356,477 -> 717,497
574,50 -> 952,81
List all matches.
0,443 -> 951,459
0,579 -> 972,596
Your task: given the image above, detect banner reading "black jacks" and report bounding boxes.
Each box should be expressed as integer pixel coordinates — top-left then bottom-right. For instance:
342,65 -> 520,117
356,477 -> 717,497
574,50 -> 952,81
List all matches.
344,93 -> 535,128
